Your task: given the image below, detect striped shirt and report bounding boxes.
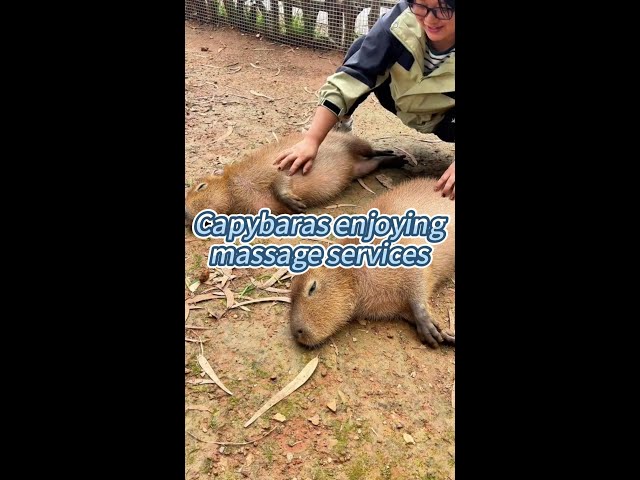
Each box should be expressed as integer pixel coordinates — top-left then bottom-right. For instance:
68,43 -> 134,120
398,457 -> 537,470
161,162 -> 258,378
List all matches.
424,43 -> 455,76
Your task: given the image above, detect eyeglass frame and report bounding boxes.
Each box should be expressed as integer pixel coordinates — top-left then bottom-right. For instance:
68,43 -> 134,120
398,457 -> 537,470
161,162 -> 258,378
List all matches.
406,1 -> 455,20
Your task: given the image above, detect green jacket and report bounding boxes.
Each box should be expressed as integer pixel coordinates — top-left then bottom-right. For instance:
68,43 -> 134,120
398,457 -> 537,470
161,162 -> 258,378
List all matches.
318,1 -> 455,134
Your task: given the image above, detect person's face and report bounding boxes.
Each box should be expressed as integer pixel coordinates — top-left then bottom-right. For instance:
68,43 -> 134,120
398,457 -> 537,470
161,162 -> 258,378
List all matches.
410,0 -> 456,49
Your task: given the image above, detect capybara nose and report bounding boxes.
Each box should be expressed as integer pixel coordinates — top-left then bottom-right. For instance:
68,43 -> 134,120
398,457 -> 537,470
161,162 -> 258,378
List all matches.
291,322 -> 306,341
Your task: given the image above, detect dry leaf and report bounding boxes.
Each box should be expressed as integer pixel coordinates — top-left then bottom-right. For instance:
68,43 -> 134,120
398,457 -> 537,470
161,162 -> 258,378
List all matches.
223,287 -> 235,309
230,296 -> 290,309
187,293 -> 225,304
198,354 -> 233,395
308,414 -> 320,426
217,47 -> 224,53
376,174 -> 394,189
188,280 -> 200,292
327,400 -> 337,412
244,357 -> 319,427
357,319 -> 367,326
265,287 -> 290,294
256,267 -> 288,289
403,433 -> 416,444
357,178 -> 375,194
272,413 -> 287,422
337,390 -> 347,404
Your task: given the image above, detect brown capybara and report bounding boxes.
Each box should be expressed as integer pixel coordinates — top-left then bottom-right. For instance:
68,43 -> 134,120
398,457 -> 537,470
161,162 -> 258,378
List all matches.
184,131 -> 405,222
289,177 -> 455,348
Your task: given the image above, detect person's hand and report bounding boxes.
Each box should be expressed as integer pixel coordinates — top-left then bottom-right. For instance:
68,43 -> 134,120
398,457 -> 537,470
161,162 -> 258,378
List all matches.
434,161 -> 455,200
273,137 -> 320,176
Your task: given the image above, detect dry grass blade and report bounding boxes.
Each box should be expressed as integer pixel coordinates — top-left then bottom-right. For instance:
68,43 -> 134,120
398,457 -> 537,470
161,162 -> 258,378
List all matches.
272,131 -> 279,143
185,302 -> 190,322
449,308 -> 455,332
376,174 -> 394,189
250,63 -> 265,69
394,146 -> 418,166
185,325 -> 215,330
214,125 -> 233,143
273,67 -> 281,76
223,287 -> 235,308
198,354 -> 233,395
303,86 -> 318,96
244,357 -> 319,427
357,178 -> 376,194
230,296 -> 290,309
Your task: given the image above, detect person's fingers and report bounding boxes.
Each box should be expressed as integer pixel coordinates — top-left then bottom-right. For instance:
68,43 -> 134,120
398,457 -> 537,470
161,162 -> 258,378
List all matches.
277,154 -> 297,171
273,149 -> 291,165
287,157 -> 309,176
302,159 -> 314,175
434,172 -> 449,191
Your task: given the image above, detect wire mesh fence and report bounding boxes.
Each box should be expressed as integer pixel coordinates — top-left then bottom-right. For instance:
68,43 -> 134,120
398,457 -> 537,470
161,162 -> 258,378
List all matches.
185,0 -> 400,51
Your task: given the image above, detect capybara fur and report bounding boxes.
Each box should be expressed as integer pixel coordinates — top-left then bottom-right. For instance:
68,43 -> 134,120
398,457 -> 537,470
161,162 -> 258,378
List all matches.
289,177 -> 455,348
185,131 -> 405,222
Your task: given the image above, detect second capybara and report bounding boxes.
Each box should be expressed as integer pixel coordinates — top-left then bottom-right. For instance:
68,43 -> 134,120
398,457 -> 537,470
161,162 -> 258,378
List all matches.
184,131 -> 405,222
289,177 -> 455,348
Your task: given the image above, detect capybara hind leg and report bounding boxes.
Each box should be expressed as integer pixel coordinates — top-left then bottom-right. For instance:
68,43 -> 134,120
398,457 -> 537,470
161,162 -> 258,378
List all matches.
352,154 -> 407,177
272,181 -> 307,213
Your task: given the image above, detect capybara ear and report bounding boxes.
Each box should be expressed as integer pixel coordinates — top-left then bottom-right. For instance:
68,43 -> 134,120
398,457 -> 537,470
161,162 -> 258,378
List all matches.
195,182 -> 208,192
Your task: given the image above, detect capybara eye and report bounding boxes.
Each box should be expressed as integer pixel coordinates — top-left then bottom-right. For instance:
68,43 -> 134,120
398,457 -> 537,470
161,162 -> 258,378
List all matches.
195,182 -> 208,192
308,280 -> 316,296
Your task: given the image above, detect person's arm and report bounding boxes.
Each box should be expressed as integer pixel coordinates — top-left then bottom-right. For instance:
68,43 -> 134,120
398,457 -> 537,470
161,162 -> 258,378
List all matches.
273,106 -> 338,176
273,3 -> 407,176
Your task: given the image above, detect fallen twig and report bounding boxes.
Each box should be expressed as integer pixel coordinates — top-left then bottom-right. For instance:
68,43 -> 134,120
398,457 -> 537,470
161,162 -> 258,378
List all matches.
250,90 -> 274,100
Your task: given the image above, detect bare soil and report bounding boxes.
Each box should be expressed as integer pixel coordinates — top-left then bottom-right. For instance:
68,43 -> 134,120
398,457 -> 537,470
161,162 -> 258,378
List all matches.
185,21 -> 455,480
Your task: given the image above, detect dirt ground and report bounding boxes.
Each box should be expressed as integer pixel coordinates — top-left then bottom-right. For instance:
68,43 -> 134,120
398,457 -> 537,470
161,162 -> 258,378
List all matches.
185,21 -> 455,480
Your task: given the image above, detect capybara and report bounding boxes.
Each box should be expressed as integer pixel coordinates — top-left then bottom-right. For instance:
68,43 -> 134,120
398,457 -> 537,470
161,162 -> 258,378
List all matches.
289,177 -> 455,348
185,131 -> 405,222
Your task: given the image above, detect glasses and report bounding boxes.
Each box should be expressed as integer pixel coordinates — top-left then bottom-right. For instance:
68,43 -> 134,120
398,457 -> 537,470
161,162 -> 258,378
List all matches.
407,2 -> 455,20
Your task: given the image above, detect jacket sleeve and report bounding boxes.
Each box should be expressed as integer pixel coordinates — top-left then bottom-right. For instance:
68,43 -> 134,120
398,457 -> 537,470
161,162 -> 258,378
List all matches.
317,3 -> 408,117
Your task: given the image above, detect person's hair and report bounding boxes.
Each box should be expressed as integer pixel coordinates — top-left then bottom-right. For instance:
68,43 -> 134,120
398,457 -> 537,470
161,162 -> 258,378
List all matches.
441,0 -> 455,9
